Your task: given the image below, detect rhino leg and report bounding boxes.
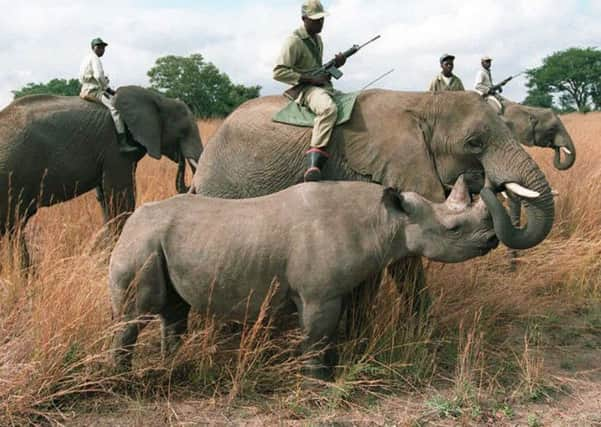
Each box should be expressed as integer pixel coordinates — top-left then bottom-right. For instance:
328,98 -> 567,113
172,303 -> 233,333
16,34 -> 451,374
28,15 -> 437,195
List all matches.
111,252 -> 168,371
160,291 -> 191,359
298,297 -> 343,380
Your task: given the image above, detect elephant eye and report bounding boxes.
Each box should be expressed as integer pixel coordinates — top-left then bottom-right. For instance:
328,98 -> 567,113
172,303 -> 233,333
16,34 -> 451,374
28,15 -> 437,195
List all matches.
465,137 -> 483,153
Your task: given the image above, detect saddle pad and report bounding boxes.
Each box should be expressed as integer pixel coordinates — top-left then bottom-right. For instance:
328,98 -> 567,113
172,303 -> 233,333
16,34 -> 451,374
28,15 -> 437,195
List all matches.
272,91 -> 360,127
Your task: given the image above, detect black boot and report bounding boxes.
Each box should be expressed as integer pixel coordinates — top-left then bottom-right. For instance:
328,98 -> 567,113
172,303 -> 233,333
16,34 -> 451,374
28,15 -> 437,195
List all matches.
304,148 -> 330,182
117,133 -> 141,154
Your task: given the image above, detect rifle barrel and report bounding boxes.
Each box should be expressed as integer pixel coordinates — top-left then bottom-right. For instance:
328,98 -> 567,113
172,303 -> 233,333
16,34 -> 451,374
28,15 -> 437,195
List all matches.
358,35 -> 381,49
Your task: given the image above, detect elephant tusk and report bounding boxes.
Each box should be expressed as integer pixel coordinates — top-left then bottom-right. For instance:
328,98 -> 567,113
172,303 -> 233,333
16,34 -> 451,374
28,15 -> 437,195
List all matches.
188,158 -> 198,169
560,147 -> 572,156
501,191 -> 508,200
505,183 -> 540,199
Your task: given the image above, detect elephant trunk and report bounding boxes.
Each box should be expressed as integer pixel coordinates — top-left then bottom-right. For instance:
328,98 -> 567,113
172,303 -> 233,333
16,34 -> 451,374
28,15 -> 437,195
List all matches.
481,143 -> 555,250
552,132 -> 576,170
176,154 -> 189,194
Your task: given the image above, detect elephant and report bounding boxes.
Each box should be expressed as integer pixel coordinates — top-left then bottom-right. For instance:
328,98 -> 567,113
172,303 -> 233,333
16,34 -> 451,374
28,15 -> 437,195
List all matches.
109,178 -> 499,378
0,86 -> 202,265
497,99 -> 576,269
502,100 -> 576,170
189,89 -> 555,326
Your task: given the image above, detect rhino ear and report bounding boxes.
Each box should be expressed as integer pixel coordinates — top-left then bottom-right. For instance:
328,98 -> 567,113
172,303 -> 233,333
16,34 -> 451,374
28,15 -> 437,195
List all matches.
115,86 -> 162,159
382,187 -> 410,215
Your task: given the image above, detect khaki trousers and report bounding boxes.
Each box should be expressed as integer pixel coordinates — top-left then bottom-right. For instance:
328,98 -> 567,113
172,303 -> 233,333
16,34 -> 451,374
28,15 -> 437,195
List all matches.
81,90 -> 125,134
301,86 -> 338,149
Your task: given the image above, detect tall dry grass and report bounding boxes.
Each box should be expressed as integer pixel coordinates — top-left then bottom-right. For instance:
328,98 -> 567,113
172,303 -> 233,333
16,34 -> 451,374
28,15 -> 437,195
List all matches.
1,114 -> 600,423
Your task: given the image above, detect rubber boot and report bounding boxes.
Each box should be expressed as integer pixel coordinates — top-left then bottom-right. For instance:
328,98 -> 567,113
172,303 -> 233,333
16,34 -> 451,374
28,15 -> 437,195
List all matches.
304,148 -> 330,182
117,133 -> 140,154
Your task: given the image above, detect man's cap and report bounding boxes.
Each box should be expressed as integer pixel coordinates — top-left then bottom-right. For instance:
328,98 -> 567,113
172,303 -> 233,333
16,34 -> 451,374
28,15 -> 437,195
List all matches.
91,37 -> 108,48
481,55 -> 492,61
301,0 -> 328,20
440,53 -> 455,63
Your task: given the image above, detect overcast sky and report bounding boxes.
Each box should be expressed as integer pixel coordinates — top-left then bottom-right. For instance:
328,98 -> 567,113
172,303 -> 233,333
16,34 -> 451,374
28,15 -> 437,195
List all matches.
0,0 -> 599,109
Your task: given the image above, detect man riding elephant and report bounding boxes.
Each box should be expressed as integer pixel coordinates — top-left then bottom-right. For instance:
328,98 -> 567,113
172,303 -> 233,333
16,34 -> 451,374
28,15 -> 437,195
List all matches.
428,54 -> 465,92
79,37 -> 139,154
273,0 -> 346,182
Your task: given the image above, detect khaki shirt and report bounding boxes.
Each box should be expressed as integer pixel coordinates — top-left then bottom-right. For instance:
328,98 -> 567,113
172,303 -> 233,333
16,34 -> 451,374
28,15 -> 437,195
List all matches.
474,68 -> 493,95
79,52 -> 110,98
428,73 -> 465,92
273,26 -> 333,97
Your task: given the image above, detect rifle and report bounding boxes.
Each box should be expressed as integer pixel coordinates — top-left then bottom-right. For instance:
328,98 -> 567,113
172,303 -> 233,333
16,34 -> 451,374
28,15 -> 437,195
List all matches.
488,71 -> 525,95
284,35 -> 381,100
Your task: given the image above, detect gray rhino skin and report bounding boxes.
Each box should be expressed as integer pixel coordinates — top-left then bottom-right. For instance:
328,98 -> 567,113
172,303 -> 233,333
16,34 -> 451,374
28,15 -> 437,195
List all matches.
109,178 -> 498,378
0,86 -> 203,263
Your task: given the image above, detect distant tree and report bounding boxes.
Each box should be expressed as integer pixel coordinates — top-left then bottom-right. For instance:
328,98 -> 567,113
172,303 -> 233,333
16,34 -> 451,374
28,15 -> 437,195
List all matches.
12,78 -> 81,99
147,54 -> 261,118
524,47 -> 601,112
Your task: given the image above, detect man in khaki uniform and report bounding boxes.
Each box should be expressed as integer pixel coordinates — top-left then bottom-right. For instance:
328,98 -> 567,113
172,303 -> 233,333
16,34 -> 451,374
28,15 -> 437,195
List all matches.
79,37 -> 137,153
273,0 -> 345,182
428,54 -> 465,92
474,55 -> 496,95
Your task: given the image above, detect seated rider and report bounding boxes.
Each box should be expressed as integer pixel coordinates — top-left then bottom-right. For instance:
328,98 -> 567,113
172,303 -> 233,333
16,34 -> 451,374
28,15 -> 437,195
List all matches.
273,0 -> 346,182
79,38 -> 138,153
428,54 -> 465,92
474,55 -> 496,96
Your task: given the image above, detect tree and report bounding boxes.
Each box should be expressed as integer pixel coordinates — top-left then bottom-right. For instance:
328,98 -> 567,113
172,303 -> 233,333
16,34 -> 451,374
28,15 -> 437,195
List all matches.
523,47 -> 601,112
12,78 -> 81,99
147,54 -> 261,118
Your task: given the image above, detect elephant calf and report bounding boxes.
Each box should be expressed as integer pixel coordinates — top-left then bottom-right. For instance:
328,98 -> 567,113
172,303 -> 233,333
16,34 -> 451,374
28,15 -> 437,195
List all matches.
109,178 -> 498,378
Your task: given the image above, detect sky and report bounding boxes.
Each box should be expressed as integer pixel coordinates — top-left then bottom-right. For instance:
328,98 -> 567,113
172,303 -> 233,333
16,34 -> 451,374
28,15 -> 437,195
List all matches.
0,0 -> 599,109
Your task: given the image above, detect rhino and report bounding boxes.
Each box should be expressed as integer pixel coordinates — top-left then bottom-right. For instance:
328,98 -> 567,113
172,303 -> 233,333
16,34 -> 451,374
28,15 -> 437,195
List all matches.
109,178 -> 498,379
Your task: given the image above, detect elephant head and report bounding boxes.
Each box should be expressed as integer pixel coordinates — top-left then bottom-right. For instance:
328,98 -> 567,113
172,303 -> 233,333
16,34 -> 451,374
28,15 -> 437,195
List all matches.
115,86 -> 203,192
503,102 -> 576,170
410,91 -> 554,250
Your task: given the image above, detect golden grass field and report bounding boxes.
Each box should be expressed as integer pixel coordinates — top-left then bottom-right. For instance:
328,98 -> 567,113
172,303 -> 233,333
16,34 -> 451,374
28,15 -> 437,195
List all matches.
1,115 -> 600,425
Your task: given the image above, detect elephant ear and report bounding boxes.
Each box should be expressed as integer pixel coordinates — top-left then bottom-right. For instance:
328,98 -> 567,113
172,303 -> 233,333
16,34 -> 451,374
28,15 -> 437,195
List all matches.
115,86 -> 162,159
339,92 -> 446,202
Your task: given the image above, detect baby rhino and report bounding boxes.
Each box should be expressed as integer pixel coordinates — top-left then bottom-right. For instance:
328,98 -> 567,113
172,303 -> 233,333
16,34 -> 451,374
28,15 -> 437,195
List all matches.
109,178 -> 498,378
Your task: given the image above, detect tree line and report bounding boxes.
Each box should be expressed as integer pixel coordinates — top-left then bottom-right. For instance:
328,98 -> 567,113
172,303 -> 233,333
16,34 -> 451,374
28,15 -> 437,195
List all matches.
12,48 -> 601,115
12,54 -> 261,118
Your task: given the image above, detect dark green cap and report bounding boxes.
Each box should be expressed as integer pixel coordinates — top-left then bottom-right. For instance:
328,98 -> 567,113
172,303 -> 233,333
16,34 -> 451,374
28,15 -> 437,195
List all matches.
91,37 -> 108,48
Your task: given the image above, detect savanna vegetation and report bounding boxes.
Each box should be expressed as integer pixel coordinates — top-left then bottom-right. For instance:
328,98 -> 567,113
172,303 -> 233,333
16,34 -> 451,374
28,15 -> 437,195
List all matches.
0,116 -> 600,425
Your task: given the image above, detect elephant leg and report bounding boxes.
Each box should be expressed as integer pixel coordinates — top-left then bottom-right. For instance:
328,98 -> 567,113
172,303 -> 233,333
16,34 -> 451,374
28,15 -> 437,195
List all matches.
102,163 -> 136,235
388,256 -> 430,316
343,272 -> 381,340
160,289 -> 191,359
298,297 -> 343,380
4,205 -> 36,270
508,197 -> 522,272
95,185 -> 110,223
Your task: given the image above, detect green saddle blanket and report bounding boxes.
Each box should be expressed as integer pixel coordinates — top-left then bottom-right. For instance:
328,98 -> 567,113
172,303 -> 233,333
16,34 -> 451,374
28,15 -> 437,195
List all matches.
272,91 -> 360,127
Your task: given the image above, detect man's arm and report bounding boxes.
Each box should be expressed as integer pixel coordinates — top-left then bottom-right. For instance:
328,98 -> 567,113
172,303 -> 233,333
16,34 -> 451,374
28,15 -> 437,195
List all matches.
273,37 -> 303,86
456,77 -> 465,91
428,77 -> 438,92
91,56 -> 109,89
474,70 -> 490,95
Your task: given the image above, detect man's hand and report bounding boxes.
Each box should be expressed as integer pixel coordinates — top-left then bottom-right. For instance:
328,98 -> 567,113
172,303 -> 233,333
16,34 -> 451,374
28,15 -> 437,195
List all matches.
334,53 -> 346,68
300,73 -> 331,86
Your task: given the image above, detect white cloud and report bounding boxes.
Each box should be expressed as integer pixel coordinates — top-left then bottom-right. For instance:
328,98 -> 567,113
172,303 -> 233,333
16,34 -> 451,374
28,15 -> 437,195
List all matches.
0,0 -> 599,108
